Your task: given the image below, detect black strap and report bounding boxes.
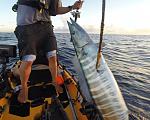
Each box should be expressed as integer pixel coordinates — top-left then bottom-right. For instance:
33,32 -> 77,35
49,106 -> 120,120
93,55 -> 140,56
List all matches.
13,0 -> 58,16
18,1 -> 45,10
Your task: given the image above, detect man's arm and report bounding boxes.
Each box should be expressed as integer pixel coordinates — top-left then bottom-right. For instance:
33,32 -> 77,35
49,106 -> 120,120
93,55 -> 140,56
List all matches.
57,0 -> 83,15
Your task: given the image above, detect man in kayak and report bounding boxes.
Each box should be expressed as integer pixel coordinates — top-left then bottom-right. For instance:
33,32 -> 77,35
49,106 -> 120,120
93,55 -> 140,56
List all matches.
14,0 -> 83,103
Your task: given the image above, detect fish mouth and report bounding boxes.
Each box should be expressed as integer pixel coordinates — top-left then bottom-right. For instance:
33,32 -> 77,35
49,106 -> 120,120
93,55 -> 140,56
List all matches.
67,20 -> 74,35
67,18 -> 91,48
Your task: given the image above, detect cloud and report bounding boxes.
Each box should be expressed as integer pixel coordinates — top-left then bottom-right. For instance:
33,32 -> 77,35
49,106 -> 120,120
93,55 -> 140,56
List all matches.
52,16 -> 69,33
82,25 -> 99,33
54,22 -> 150,35
105,25 -> 150,35
0,24 -> 15,32
0,25 -> 5,27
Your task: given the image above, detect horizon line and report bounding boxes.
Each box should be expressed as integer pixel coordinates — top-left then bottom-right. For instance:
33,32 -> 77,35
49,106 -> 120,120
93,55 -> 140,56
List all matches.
0,31 -> 150,36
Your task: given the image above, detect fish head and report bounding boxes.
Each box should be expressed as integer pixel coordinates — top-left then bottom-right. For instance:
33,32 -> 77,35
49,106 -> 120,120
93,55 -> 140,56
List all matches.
67,18 -> 93,49
67,18 -> 98,59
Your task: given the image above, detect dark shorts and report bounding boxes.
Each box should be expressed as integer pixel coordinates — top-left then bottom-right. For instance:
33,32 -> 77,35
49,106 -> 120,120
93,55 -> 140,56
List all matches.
14,22 -> 57,59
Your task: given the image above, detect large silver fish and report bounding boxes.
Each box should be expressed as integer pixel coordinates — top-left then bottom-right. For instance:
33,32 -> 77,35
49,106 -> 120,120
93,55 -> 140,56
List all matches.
67,18 -> 128,120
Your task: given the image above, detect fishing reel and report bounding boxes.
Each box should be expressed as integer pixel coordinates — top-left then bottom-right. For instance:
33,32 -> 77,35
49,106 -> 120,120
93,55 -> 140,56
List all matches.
71,10 -> 80,18
71,10 -> 81,22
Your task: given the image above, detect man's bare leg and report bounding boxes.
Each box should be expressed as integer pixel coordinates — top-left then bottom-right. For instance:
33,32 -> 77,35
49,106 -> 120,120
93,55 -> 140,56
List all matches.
18,61 -> 33,103
48,56 -> 63,93
48,56 -> 57,83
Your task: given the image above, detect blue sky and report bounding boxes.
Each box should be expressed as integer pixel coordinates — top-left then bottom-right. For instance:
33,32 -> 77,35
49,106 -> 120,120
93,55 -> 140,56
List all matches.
0,0 -> 150,35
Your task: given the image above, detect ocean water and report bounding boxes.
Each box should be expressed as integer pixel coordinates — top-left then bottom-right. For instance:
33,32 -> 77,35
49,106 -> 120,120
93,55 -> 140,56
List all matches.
0,32 -> 150,119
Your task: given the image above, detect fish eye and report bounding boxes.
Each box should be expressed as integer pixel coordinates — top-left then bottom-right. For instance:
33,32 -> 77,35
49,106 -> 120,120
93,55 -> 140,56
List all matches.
72,31 -> 75,35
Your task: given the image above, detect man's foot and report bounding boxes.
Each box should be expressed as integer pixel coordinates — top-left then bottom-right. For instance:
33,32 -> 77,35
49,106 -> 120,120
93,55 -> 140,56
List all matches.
18,86 -> 28,103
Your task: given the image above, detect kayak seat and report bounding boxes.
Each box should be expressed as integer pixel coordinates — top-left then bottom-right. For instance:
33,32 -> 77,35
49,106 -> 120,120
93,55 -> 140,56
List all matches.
27,68 -> 70,108
27,69 -> 57,100
28,69 -> 52,86
28,84 -> 57,100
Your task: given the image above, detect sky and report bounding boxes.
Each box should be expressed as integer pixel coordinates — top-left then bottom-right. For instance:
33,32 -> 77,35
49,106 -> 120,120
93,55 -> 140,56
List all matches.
0,0 -> 150,35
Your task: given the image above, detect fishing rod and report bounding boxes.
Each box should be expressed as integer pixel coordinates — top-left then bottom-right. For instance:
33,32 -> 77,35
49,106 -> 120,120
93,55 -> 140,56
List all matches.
71,0 -> 82,22
69,1 -> 104,120
60,67 -> 78,120
60,65 -> 103,120
96,0 -> 106,69
61,0 -> 84,112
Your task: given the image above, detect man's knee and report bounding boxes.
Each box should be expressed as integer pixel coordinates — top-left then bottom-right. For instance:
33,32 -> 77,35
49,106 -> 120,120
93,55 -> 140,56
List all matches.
19,55 -> 36,71
47,50 -> 57,58
22,55 -> 36,62
47,50 -> 57,63
47,56 -> 57,64
19,61 -> 33,72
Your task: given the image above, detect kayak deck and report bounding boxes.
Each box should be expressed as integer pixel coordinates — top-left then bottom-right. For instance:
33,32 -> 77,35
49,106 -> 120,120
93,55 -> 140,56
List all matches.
0,64 -> 88,120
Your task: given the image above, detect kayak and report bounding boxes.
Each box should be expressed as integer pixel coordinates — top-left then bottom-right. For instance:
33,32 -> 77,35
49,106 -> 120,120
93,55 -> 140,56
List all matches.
0,58 -> 97,120
0,17 -> 128,120
0,54 -> 100,120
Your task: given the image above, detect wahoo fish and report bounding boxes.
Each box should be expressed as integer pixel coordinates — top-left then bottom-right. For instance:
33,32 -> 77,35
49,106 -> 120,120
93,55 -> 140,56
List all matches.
67,18 -> 128,120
